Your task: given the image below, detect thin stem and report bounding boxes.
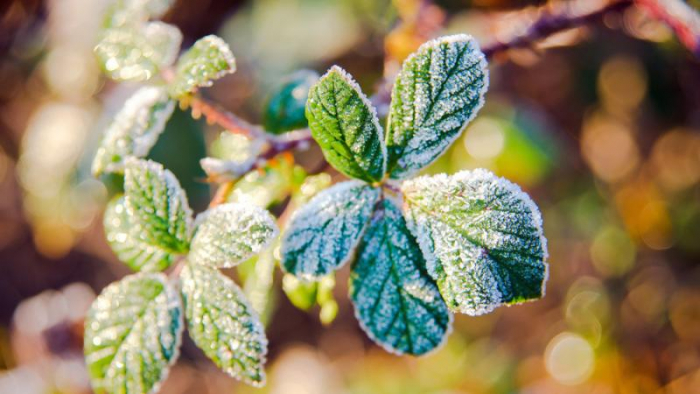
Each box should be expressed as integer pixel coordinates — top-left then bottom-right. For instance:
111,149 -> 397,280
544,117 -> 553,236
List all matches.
634,0 -> 700,57
481,0 -> 634,59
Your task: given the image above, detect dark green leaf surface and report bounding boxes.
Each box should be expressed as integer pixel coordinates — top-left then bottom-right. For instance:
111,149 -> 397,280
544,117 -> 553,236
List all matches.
264,70 -> 319,134
351,198 -> 451,355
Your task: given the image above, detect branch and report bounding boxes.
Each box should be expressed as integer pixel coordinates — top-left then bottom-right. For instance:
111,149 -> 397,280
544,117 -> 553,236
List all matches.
481,0 -> 634,58
634,0 -> 700,57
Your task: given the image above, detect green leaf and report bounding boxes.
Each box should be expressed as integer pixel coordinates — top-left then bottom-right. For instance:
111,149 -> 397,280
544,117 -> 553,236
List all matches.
92,86 -> 175,176
124,158 -> 192,254
401,169 -> 548,315
282,274 -> 318,311
264,70 -> 319,134
306,66 -> 386,183
350,198 -> 451,355
169,35 -> 236,98
104,197 -> 176,272
180,263 -> 267,386
84,273 -> 183,394
386,34 -> 489,179
95,22 -> 182,82
281,181 -> 380,280
103,0 -> 176,29
189,203 -> 278,268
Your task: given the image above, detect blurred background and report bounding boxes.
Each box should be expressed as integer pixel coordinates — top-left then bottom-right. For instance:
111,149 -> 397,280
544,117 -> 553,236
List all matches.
1,0 -> 700,393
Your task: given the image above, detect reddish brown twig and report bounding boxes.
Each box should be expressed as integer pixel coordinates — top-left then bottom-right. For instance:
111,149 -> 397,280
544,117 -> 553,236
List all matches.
635,0 -> 700,57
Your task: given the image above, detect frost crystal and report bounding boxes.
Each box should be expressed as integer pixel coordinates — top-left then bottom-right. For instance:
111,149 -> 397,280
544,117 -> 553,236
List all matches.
350,198 -> 452,356
180,263 -> 268,386
189,203 -> 278,268
281,181 -> 380,280
401,169 -> 548,315
95,22 -> 182,82
92,86 -> 175,176
386,34 -> 488,179
104,197 -> 176,272
124,158 -> 193,254
84,272 -> 183,394
168,35 -> 236,98
306,66 -> 387,183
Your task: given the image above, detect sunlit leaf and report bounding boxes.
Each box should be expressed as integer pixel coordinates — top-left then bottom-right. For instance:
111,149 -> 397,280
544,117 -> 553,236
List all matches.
264,70 -> 319,134
401,169 -> 548,315
92,86 -> 175,176
124,158 -> 192,254
180,263 -> 267,386
104,197 -> 175,272
386,34 -> 488,179
306,66 -> 386,183
169,35 -> 236,98
95,22 -> 182,81
103,0 -> 176,29
281,181 -> 380,280
84,273 -> 183,394
189,203 -> 278,268
351,198 -> 451,355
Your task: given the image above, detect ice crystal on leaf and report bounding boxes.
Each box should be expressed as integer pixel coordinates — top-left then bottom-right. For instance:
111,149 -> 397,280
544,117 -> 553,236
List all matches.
103,0 -> 176,29
84,272 -> 183,394
124,158 -> 193,254
306,66 -> 386,183
168,35 -> 236,98
95,21 -> 182,82
281,181 -> 380,280
350,198 -> 452,356
92,86 -> 175,176
386,34 -> 488,179
189,203 -> 278,268
401,169 -> 548,315
180,263 -> 268,386
104,197 -> 177,272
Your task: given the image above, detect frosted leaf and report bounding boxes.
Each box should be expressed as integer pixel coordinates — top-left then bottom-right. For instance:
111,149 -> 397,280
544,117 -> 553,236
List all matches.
124,158 -> 193,254
168,35 -> 236,98
92,86 -> 175,176
281,181 -> 380,280
350,198 -> 451,356
401,169 -> 548,315
104,197 -> 175,272
103,0 -> 176,29
84,272 -> 183,394
386,35 -> 488,179
264,69 -> 319,134
189,203 -> 278,268
180,263 -> 267,386
95,22 -> 182,82
306,66 -> 386,183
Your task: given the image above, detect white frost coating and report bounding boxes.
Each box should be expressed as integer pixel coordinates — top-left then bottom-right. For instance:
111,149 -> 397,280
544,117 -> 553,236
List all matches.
104,196 -> 175,272
350,199 -> 453,356
401,168 -> 548,316
281,181 -> 380,281
84,272 -> 183,394
189,203 -> 279,268
324,65 -> 388,176
387,34 -> 489,179
180,264 -> 268,386
169,35 -> 236,97
124,158 -> 193,253
92,86 -> 175,176
95,22 -> 183,82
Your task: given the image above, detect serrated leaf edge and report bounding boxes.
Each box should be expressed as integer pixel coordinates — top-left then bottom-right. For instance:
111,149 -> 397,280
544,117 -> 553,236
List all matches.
401,168 -> 549,315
